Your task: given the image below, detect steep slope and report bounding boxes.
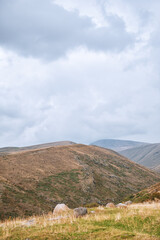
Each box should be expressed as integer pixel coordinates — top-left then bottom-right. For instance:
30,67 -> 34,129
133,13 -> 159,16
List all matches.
0,144 -> 160,220
119,143 -> 160,173
0,141 -> 75,155
90,139 -> 148,152
125,182 -> 160,203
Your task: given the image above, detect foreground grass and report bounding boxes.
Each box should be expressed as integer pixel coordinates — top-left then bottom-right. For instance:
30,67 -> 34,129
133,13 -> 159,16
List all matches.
0,203 -> 160,240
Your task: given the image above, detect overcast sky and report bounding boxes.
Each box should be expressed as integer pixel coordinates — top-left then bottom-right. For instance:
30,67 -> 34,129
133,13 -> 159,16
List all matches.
0,0 -> 160,147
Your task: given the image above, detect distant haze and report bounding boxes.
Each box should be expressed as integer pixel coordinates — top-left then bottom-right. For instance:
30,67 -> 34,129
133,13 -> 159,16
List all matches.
90,139 -> 149,152
119,143 -> 160,173
0,0 -> 160,147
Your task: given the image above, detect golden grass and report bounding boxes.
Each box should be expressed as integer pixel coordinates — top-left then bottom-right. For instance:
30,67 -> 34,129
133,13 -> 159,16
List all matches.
0,203 -> 160,239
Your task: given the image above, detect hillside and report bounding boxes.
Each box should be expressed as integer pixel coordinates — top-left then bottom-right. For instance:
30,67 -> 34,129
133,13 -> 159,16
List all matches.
0,144 -> 160,220
90,139 -> 148,152
125,182 -> 160,203
119,143 -> 160,173
0,141 -> 75,155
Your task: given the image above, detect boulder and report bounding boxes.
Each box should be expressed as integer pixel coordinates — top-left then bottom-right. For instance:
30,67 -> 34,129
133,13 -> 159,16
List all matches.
106,203 -> 116,208
116,203 -> 127,209
125,201 -> 132,205
53,203 -> 70,214
74,207 -> 87,218
97,206 -> 105,210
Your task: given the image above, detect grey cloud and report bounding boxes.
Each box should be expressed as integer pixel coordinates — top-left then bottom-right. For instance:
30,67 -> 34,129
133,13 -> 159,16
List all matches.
0,0 -> 134,60
1,47 -> 160,147
0,0 -> 160,147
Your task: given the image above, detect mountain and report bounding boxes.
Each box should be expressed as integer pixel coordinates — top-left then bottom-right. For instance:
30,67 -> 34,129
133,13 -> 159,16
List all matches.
125,182 -> 160,203
90,139 -> 148,152
154,165 -> 160,173
119,143 -> 160,173
0,143 -> 160,220
0,141 -> 75,155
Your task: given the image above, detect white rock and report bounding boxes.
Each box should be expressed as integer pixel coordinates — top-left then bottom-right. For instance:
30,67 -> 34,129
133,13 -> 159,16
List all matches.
53,203 -> 70,214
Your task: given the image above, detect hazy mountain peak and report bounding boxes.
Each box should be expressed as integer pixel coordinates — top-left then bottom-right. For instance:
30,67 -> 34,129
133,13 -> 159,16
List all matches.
90,139 -> 149,152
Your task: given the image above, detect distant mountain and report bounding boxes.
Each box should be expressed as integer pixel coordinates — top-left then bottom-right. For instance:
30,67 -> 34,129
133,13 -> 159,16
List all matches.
0,141 -> 75,155
0,143 -> 160,220
90,139 -> 148,152
119,143 -> 160,173
154,165 -> 160,173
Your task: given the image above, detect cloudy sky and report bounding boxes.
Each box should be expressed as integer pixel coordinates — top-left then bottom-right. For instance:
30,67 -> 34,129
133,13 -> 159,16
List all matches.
0,0 -> 160,147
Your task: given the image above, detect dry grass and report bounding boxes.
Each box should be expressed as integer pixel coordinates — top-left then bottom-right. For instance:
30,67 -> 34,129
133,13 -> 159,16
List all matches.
0,203 -> 160,240
129,202 -> 160,209
1,144 -> 160,220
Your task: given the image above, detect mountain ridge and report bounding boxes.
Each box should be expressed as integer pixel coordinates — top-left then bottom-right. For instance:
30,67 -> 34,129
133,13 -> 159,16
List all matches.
90,139 -> 149,152
0,141 -> 75,155
119,143 -> 160,173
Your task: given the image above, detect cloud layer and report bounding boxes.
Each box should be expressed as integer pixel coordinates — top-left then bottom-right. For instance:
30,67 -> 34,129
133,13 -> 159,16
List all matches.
0,0 -> 134,60
0,0 -> 160,147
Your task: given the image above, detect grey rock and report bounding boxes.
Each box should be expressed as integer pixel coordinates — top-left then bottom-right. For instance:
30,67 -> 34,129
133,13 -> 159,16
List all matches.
74,207 -> 87,218
125,200 -> 132,205
116,203 -> 127,209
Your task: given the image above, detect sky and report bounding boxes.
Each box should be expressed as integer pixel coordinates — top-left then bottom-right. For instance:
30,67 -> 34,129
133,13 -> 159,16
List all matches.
0,0 -> 160,147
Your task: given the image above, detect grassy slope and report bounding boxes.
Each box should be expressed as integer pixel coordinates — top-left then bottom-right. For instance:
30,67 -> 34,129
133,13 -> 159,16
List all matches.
119,143 -> 160,172
0,144 -> 160,220
0,204 -> 160,240
0,141 -> 75,155
124,182 -> 160,203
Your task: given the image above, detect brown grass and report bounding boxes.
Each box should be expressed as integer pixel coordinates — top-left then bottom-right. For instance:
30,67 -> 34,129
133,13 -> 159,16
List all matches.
0,144 -> 160,220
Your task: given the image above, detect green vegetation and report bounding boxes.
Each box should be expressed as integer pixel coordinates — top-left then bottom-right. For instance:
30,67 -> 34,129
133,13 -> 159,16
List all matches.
84,202 -> 99,208
0,205 -> 160,239
124,184 -> 160,203
1,144 -> 160,221
37,169 -> 80,191
37,169 -> 82,201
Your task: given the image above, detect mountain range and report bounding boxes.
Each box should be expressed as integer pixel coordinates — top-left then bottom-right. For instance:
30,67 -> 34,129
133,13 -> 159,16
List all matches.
91,139 -> 160,173
119,143 -> 160,173
90,139 -> 148,152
